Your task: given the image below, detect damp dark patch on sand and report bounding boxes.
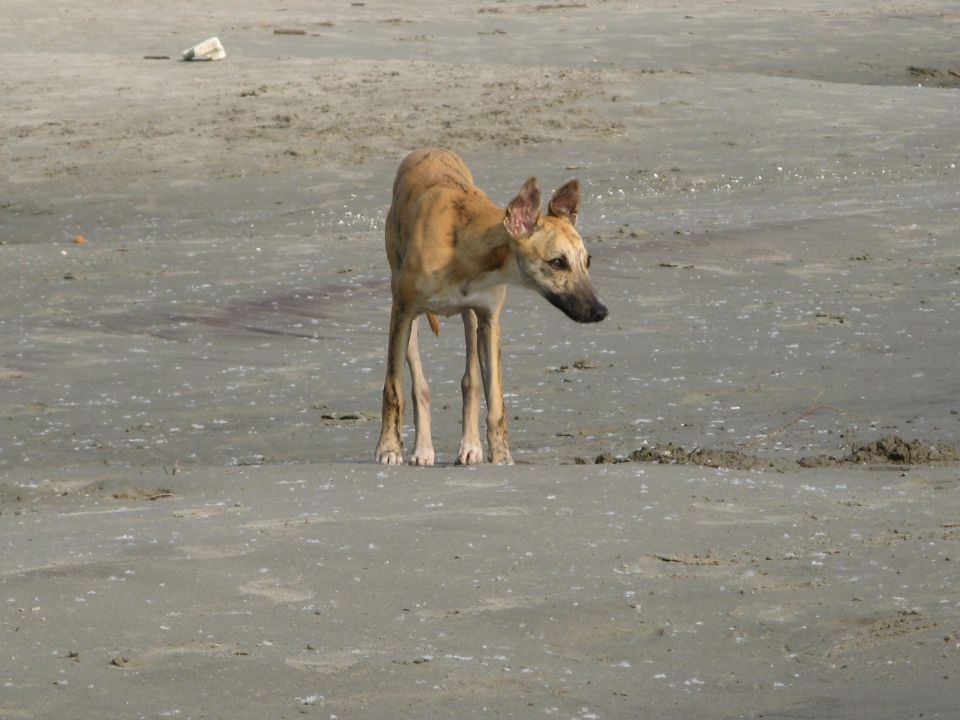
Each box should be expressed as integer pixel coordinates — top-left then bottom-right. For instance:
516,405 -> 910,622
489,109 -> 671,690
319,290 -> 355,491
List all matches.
585,436 -> 958,471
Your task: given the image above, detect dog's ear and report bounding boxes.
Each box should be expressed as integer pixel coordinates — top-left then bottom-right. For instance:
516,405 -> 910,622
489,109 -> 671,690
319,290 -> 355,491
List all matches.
504,177 -> 541,238
548,180 -> 580,226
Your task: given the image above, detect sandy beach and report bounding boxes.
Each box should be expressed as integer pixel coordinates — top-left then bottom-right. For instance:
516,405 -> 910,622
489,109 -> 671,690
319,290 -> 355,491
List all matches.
2,1 -> 959,718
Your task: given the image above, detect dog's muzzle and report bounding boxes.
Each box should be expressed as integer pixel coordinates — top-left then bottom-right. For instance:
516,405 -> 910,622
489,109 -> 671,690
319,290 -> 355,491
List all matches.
588,300 -> 608,323
546,291 -> 608,324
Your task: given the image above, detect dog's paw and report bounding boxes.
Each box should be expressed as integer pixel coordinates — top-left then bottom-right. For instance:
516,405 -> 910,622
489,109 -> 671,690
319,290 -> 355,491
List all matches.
376,448 -> 404,465
456,441 -> 484,466
409,447 -> 435,466
488,448 -> 514,465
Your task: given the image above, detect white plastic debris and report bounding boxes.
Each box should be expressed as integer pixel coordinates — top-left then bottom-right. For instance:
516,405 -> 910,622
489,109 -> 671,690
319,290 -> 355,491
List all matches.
181,37 -> 226,61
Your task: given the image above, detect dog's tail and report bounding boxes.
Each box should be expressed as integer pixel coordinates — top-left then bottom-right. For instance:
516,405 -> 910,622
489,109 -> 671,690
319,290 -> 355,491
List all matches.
426,312 -> 441,337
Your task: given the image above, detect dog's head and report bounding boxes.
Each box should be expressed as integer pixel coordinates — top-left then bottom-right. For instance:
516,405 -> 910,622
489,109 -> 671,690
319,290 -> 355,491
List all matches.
504,176 -> 608,323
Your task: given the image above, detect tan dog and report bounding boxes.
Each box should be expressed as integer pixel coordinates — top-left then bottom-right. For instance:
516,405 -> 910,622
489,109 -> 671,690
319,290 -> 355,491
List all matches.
375,148 -> 607,466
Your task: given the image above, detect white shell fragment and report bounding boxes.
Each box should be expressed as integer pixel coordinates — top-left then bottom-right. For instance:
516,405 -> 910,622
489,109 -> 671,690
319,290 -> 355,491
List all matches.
181,36 -> 226,61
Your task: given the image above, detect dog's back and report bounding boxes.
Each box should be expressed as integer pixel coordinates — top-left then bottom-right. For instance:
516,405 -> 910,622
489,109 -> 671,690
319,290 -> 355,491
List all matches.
391,147 -> 474,204
386,148 -> 489,272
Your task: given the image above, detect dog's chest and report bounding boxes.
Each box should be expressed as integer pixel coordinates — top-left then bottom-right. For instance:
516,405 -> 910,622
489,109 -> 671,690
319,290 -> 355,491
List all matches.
425,277 -> 503,317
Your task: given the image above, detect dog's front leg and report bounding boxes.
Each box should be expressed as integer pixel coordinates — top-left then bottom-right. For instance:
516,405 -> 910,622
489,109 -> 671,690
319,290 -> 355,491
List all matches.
456,309 -> 484,465
376,301 -> 413,465
476,307 -> 513,465
406,317 -> 435,466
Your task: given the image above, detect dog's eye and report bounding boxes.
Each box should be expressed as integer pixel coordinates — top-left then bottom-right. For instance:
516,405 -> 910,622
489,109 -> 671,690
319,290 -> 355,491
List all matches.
548,257 -> 568,271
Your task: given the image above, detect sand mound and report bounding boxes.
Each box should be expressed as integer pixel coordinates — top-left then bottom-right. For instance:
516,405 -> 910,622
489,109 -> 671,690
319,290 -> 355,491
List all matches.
799,435 -> 958,468
589,436 -> 958,471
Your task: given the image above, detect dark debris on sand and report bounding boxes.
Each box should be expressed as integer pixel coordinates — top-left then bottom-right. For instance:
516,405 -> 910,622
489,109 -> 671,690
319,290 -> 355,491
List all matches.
584,436 -> 958,471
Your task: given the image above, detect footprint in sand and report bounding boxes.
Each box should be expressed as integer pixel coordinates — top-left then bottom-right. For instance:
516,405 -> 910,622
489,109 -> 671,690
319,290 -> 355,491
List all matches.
285,650 -> 365,674
110,642 -> 230,669
242,515 -> 334,534
238,578 -> 314,603
174,544 -> 253,560
462,506 -> 529,517
171,503 -> 244,519
416,595 -> 542,620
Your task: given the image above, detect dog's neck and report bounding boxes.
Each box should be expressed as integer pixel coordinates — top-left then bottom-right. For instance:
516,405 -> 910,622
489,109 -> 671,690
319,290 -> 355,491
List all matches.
470,215 -> 525,287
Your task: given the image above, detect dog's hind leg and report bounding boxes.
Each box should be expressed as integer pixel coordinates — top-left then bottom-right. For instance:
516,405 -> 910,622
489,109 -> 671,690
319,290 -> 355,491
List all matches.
376,301 -> 414,465
457,309 -> 484,465
406,317 -> 435,466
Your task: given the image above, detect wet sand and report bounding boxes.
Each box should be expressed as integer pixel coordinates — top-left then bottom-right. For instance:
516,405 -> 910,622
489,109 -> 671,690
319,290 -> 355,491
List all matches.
2,1 -> 959,718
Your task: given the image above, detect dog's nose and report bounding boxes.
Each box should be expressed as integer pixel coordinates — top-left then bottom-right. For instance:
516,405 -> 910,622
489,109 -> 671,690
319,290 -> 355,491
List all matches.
591,302 -> 608,322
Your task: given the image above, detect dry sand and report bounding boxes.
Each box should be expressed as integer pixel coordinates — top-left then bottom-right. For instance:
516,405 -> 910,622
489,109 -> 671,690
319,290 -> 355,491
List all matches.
2,1 -> 959,718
